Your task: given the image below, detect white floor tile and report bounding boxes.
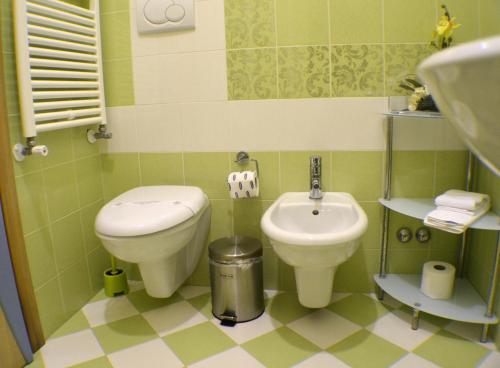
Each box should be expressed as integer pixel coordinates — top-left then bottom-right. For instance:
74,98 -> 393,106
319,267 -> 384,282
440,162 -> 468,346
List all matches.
41,330 -> 104,368
293,352 -> 350,368
108,339 -> 183,368
444,321 -> 498,350
366,310 -> 438,350
188,347 -> 265,368
390,353 -> 441,368
478,351 -> 500,368
331,292 -> 351,303
142,300 -> 207,336
211,313 -> 282,344
82,296 -> 139,327
287,309 -> 361,349
178,285 -> 211,299
264,289 -> 281,300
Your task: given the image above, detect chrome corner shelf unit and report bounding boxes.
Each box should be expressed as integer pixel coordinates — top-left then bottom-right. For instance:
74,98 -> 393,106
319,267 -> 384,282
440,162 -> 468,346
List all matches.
374,110 -> 500,342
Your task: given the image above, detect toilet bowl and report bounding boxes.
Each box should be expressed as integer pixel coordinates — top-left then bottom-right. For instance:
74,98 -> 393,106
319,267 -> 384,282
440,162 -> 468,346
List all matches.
95,186 -> 211,298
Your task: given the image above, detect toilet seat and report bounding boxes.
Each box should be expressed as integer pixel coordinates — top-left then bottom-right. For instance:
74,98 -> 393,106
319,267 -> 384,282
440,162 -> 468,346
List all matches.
96,186 -> 207,237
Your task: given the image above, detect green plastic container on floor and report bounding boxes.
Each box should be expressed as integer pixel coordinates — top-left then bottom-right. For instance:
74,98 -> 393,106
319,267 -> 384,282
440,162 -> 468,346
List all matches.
104,256 -> 129,297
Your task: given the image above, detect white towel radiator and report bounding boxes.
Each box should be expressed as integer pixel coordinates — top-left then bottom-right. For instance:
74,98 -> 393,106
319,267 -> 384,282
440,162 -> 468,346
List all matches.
12,0 -> 110,161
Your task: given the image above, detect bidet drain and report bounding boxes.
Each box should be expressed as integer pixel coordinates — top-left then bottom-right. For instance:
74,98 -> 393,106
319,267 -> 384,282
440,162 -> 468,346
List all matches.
312,210 -> 319,215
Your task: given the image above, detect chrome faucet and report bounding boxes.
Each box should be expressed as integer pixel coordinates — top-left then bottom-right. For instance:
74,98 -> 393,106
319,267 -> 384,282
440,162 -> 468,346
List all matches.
309,155 -> 323,200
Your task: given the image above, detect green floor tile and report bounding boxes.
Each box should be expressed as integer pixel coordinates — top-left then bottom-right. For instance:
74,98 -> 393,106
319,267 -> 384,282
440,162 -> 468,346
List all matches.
242,327 -> 320,368
68,356 -> 113,368
50,311 -> 90,339
327,329 -> 406,368
266,292 -> 313,324
328,294 -> 391,327
188,293 -> 213,319
413,330 -> 490,368
398,306 -> 450,328
163,322 -> 236,365
126,289 -> 182,313
92,315 -> 157,354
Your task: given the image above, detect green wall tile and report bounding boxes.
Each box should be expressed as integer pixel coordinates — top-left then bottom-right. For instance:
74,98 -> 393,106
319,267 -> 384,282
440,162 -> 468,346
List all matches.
15,172 -> 49,234
63,0 -> 89,8
334,249 -> 380,292
224,0 -> 276,49
0,1 -> 14,54
384,0 -> 436,43
388,211 -> 431,250
51,311 -> 90,339
139,153 -> 184,186
3,51 -> 20,115
227,49 -> 278,100
331,45 -> 384,97
441,0 -> 479,43
59,261 -> 92,317
51,212 -> 85,272
35,278 -> 66,338
8,116 -> 43,177
25,228 -> 57,289
280,151 -> 332,192
233,199 -> 264,239
385,44 -> 434,96
100,0 -> 128,13
72,126 -> 100,158
392,151 -> 435,198
330,0 -> 383,44
387,249 -> 429,274
80,201 -> 103,254
101,11 -> 132,61
479,0 -> 500,37
43,163 -> 79,221
332,151 -> 383,201
39,130 -> 74,169
276,0 -> 329,46
101,153 -> 140,201
87,246 -> 111,294
278,46 -> 330,98
263,247 -> 279,290
434,151 -> 468,195
103,59 -> 135,107
208,199 -> 233,241
75,156 -> 103,206
358,202 -> 382,250
278,258 -> 296,291
184,152 -> 230,199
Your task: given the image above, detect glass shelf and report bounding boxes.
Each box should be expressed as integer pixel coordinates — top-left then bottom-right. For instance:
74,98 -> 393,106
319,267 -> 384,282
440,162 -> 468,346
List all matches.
379,198 -> 500,231
374,274 -> 498,324
383,110 -> 443,119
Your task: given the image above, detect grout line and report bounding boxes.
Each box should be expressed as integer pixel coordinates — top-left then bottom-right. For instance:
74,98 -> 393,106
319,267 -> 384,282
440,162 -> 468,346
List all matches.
381,0 -> 387,96
327,0 -> 333,98
273,0 -> 280,99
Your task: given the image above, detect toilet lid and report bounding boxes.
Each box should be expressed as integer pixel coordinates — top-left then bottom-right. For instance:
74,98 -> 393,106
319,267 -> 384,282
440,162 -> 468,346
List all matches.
95,186 -> 207,237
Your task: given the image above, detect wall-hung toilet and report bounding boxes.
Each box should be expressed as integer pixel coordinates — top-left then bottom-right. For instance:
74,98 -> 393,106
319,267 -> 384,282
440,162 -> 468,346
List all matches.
95,186 -> 211,298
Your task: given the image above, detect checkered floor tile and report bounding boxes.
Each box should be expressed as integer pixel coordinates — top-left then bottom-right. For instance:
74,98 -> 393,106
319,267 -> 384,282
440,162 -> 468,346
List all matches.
27,284 -> 499,368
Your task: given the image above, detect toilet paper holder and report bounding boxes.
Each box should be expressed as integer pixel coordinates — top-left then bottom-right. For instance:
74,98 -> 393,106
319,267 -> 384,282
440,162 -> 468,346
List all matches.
234,151 -> 260,178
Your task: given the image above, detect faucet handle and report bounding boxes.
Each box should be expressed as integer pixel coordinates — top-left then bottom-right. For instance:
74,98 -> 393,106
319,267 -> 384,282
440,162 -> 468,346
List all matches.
310,155 -> 321,176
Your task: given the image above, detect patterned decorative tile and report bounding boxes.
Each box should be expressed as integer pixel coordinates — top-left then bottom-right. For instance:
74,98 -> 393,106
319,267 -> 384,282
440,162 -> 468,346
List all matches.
227,48 -> 278,100
163,322 -> 237,365
413,330 -> 490,368
331,45 -> 384,97
242,327 -> 320,368
224,0 -> 275,49
327,329 -> 407,368
278,46 -> 330,99
384,44 -> 434,96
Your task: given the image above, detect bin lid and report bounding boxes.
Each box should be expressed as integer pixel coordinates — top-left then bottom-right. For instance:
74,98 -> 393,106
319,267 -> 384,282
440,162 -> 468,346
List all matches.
209,236 -> 262,262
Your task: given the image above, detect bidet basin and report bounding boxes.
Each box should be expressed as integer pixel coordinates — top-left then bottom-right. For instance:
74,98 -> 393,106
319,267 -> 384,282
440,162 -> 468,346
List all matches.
261,192 -> 368,308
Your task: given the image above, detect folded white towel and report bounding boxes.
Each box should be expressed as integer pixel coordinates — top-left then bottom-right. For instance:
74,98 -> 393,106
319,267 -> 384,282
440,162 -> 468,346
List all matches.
435,189 -> 490,211
436,205 -> 488,217
424,202 -> 490,234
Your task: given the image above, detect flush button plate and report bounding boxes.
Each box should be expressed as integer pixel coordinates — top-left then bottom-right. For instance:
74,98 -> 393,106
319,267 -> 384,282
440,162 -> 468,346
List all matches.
137,0 -> 195,34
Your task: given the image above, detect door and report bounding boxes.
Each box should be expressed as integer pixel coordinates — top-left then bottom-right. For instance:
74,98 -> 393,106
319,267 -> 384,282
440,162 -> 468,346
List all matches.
0,201 -> 32,367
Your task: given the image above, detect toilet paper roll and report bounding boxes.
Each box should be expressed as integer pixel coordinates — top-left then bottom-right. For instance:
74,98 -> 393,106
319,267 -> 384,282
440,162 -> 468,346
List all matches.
420,261 -> 456,299
227,171 -> 259,199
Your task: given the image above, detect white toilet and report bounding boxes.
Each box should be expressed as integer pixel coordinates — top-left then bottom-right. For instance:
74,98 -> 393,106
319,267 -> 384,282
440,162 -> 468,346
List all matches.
95,186 -> 211,298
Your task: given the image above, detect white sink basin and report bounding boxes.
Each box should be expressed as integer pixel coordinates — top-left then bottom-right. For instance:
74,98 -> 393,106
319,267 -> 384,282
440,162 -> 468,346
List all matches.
261,192 -> 368,307
418,36 -> 500,176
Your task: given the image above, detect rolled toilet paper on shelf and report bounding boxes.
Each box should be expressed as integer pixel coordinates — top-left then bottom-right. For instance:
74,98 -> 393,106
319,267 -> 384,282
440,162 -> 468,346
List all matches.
227,171 -> 259,199
420,261 -> 456,299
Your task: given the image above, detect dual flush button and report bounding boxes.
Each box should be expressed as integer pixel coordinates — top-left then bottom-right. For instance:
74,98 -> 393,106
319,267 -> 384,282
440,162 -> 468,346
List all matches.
137,0 -> 195,34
